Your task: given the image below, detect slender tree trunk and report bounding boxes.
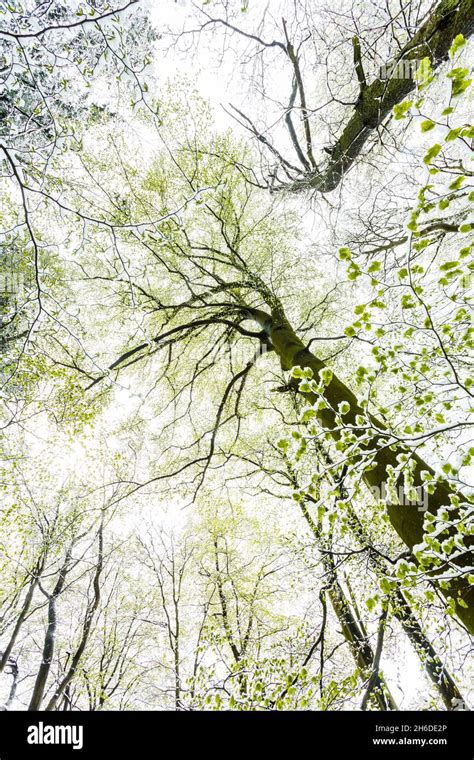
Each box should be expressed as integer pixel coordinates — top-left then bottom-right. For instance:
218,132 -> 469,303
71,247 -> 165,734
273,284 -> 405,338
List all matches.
213,538 -> 249,696
360,605 -> 390,710
313,439 -> 469,711
214,538 -> 241,664
28,552 -> 71,711
346,503 -> 467,709
298,499 -> 397,710
395,591 -> 465,709
0,556 -> 44,673
3,659 -> 19,710
288,441 -> 465,708
172,563 -> 181,710
45,523 -> 104,711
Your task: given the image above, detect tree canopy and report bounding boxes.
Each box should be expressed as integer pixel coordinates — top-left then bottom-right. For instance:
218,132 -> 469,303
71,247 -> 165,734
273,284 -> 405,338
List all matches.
0,0 -> 473,712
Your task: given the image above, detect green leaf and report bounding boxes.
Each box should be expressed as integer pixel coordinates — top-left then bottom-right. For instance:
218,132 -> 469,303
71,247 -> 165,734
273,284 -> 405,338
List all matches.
423,143 -> 441,164
450,34 -> 466,58
448,67 -> 470,81
366,597 -> 377,612
449,175 -> 465,191
379,577 -> 393,594
320,368 -> 333,386
415,58 -> 432,90
401,295 -> 416,309
445,127 -> 461,142
393,100 -> 412,120
368,260 -> 382,273
420,119 -> 435,132
291,367 -> 305,378
338,401 -> 351,415
448,67 -> 472,96
452,78 -> 472,96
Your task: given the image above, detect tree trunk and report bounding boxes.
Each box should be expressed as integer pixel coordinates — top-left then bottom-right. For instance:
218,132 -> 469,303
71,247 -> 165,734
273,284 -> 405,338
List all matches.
311,439 -> 468,710
45,524 -> 104,711
289,0 -> 474,193
249,306 -> 474,633
299,500 -> 397,710
346,502 -> 467,709
28,553 -> 70,711
0,556 -> 44,673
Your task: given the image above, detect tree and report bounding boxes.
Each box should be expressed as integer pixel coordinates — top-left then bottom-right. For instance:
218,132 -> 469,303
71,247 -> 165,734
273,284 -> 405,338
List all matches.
0,0 -> 156,368
166,0 -> 474,192
0,0 -> 472,713
70,78 -> 473,632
